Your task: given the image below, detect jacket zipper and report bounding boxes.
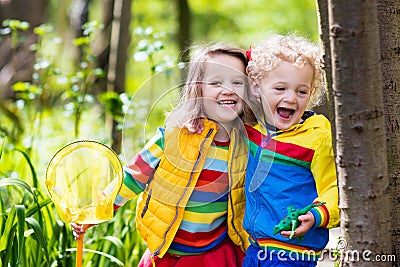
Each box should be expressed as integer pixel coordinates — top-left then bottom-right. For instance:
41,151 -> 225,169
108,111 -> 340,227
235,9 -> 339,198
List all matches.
249,133 -> 275,242
152,128 -> 214,257
141,188 -> 152,218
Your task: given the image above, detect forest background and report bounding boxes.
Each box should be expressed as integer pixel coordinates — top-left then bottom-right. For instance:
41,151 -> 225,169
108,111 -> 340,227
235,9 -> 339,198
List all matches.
1,0 -> 399,267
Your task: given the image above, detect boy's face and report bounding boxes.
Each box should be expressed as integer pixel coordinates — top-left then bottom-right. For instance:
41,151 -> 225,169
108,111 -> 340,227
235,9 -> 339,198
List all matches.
256,60 -> 313,130
201,54 -> 246,127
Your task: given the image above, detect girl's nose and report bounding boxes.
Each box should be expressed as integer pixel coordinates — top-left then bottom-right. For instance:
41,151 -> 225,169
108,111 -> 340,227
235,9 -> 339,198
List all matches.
220,84 -> 235,94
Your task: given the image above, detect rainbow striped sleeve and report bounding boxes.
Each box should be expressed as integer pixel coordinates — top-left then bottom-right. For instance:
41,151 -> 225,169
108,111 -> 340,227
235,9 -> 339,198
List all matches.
114,128 -> 164,208
310,202 -> 329,228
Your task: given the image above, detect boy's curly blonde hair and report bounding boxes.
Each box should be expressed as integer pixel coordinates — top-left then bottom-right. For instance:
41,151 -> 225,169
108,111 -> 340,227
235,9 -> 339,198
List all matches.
247,34 -> 325,107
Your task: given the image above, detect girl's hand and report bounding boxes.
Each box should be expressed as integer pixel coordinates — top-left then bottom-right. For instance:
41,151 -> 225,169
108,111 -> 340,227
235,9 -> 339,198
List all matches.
71,223 -> 96,240
280,211 -> 315,239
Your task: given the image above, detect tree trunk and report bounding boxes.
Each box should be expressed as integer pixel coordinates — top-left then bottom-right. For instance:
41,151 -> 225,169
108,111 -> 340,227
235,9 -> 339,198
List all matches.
107,0 -> 132,154
328,1 -> 392,266
377,0 -> 400,263
176,0 -> 191,63
95,0 -> 114,94
316,0 -> 336,152
70,0 -> 91,64
0,0 -> 48,98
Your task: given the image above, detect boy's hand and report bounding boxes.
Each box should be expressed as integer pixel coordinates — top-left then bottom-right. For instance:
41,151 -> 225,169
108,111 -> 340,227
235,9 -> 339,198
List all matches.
280,211 -> 315,239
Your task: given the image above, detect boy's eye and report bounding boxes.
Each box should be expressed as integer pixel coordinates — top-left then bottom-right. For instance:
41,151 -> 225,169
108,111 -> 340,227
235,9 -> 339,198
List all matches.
275,87 -> 285,91
298,89 -> 308,95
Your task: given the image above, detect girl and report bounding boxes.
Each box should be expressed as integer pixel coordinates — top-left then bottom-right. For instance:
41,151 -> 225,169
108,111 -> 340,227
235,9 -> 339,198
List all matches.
243,34 -> 339,267
73,43 -> 255,267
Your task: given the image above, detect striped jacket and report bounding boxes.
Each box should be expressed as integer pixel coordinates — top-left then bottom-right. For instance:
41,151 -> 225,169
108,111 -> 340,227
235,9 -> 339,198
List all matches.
243,112 -> 339,256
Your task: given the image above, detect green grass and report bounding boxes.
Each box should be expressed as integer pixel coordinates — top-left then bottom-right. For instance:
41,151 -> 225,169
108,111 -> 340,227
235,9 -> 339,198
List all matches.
0,107 -> 147,266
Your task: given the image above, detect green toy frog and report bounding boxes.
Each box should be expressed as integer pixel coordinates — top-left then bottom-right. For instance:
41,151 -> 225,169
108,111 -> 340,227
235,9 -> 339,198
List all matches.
273,202 -> 326,240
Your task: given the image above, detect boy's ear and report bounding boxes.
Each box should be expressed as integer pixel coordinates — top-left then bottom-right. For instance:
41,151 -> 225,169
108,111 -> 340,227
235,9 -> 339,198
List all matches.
251,83 -> 261,97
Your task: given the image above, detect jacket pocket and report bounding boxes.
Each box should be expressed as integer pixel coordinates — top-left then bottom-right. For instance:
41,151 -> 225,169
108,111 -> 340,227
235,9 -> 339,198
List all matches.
141,188 -> 152,218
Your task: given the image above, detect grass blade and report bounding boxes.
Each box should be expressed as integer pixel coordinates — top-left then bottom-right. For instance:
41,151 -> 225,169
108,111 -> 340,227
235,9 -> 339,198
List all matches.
15,204 -> 26,265
14,148 -> 38,189
25,217 -> 50,265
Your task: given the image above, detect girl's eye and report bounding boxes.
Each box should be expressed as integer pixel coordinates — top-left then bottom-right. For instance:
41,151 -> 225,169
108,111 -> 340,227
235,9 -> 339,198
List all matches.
209,81 -> 221,86
275,87 -> 285,91
233,81 -> 244,86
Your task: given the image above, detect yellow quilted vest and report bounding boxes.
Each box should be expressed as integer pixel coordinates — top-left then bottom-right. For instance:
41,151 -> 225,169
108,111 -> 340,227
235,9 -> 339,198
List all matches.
135,118 -> 249,259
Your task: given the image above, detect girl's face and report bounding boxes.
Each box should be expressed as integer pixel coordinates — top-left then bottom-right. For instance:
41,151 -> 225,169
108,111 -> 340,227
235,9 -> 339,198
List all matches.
256,60 -> 313,130
201,54 -> 246,128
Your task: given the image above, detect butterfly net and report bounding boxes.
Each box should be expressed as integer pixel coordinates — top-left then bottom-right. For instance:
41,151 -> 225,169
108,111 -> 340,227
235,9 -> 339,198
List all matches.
45,141 -> 123,224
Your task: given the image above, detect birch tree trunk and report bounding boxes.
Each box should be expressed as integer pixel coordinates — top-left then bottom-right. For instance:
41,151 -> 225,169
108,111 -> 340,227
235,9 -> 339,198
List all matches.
328,0 -> 392,266
377,0 -> 400,263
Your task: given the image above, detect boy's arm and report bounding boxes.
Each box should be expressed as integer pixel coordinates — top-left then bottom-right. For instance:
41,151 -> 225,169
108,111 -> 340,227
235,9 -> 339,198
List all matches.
310,137 -> 340,229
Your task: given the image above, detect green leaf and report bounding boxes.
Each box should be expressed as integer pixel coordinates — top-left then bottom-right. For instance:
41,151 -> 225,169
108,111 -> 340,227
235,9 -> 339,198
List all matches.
25,217 -> 50,264
25,198 -> 53,218
33,24 -> 54,36
12,82 -> 31,92
15,205 -> 25,265
0,137 -> 5,160
0,178 -> 43,226
66,248 -> 124,266
0,207 -> 16,252
14,148 -> 38,189
73,37 -> 90,46
3,19 -> 30,31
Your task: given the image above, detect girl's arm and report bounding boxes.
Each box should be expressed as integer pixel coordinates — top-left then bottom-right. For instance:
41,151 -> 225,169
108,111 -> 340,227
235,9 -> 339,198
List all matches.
113,127 -> 165,209
71,128 -> 165,239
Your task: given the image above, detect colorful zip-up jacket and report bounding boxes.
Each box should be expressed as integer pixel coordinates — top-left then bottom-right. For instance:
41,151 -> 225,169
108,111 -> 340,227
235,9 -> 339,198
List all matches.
243,112 -> 339,257
114,118 -> 249,259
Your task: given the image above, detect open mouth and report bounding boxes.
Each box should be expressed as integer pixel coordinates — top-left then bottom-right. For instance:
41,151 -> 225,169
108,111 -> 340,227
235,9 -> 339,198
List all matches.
277,107 -> 295,119
217,100 -> 237,107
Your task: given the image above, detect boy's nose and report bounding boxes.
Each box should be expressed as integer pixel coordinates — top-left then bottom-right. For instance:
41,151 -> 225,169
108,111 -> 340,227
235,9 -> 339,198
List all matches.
283,90 -> 296,102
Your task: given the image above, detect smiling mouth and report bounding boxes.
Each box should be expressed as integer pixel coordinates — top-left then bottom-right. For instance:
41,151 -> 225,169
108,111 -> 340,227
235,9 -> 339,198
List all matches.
277,107 -> 295,119
217,100 -> 237,107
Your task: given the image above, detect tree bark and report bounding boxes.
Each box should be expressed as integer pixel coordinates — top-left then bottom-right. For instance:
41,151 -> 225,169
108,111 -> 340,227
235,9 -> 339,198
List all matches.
95,0 -> 114,93
328,0 -> 392,266
176,0 -> 191,63
70,0 -> 91,65
107,0 -> 132,154
377,0 -> 400,263
0,0 -> 48,98
316,0 -> 336,152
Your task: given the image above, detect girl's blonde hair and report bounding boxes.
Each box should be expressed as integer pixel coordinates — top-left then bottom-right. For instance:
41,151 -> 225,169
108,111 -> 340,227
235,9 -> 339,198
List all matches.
247,34 -> 325,108
176,43 -> 257,126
